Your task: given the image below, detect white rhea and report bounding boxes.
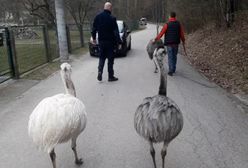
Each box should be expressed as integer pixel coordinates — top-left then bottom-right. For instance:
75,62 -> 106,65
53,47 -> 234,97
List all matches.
146,39 -> 164,73
28,63 -> 87,168
134,48 -> 183,168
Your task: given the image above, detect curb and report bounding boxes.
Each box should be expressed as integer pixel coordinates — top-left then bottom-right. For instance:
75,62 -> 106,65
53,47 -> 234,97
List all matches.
234,94 -> 248,106
181,54 -> 248,114
234,94 -> 248,113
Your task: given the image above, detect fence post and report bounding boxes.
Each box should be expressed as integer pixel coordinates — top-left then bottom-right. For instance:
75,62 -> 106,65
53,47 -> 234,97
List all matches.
66,25 -> 72,54
79,24 -> 84,47
43,25 -> 52,62
6,27 -> 19,79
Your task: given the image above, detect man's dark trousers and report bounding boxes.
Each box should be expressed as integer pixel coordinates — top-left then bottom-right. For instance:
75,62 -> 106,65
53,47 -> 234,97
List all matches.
98,41 -> 115,78
167,45 -> 179,73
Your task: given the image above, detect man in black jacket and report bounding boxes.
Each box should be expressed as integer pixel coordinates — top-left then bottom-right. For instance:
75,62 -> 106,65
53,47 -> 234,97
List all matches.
91,2 -> 121,82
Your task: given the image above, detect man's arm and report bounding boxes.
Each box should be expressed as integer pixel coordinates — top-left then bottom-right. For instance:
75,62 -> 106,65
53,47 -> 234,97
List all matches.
113,17 -> 122,44
180,24 -> 187,56
180,24 -> 185,43
154,23 -> 168,41
91,16 -> 98,40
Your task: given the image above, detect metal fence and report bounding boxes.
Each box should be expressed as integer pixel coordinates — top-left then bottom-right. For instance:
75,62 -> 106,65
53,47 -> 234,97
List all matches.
0,24 -> 90,83
67,24 -> 82,52
0,27 -> 12,83
11,25 -> 48,74
48,28 -> 59,60
67,23 -> 91,53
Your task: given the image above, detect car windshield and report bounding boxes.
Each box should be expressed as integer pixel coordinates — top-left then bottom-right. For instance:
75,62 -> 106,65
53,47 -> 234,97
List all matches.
117,21 -> 124,33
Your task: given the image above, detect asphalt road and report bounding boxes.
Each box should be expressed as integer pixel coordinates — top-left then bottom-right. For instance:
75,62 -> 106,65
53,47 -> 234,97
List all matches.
0,24 -> 248,168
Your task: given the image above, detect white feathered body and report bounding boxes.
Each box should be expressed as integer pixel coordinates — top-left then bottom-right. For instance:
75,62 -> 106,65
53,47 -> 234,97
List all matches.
28,93 -> 87,153
134,95 -> 183,143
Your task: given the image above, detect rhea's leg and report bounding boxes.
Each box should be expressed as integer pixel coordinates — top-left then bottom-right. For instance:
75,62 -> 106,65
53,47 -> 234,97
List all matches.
153,60 -> 158,73
161,142 -> 168,168
71,138 -> 83,165
49,149 -> 56,168
149,141 -> 157,168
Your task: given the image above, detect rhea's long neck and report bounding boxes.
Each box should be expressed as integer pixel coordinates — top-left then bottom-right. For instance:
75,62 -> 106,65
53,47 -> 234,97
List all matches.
62,73 -> 76,97
158,65 -> 167,96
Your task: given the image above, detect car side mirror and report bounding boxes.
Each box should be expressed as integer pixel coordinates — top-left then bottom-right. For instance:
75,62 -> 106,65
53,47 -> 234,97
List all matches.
127,30 -> 131,34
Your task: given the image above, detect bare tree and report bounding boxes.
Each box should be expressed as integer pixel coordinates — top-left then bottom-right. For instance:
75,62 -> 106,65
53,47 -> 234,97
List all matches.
219,0 -> 236,27
65,0 -> 96,46
0,0 -> 24,24
23,0 -> 56,27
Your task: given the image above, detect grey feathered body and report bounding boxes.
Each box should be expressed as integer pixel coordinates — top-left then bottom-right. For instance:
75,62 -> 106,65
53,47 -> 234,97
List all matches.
146,39 -> 164,60
134,95 -> 183,143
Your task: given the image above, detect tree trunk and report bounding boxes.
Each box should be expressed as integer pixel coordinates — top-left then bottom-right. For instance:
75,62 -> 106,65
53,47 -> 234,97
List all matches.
55,0 -> 69,62
215,0 -> 222,28
79,24 -> 84,47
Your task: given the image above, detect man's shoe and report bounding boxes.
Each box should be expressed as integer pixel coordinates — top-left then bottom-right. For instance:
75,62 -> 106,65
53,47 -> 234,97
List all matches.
168,72 -> 173,76
108,76 -> 118,82
97,72 -> 102,81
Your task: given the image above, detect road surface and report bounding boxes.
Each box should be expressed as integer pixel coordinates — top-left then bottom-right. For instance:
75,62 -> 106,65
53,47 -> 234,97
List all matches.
0,24 -> 248,168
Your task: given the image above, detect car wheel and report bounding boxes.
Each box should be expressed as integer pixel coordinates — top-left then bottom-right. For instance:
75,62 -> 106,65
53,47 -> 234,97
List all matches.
122,43 -> 127,56
122,49 -> 127,56
128,41 -> 131,50
90,51 -> 94,56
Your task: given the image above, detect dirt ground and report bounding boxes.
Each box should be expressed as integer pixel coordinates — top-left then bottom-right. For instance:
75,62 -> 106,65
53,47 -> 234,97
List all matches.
185,12 -> 248,94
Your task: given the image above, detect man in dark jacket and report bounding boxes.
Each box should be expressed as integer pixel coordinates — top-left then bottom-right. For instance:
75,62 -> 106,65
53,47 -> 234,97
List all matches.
153,12 -> 185,76
91,2 -> 121,82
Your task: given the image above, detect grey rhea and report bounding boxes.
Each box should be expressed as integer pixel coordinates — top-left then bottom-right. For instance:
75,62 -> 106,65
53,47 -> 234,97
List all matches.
146,39 -> 164,73
134,48 -> 183,168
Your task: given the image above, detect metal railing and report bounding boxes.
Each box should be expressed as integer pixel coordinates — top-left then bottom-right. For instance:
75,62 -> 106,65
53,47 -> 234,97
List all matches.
0,27 -> 12,83
11,25 -> 48,74
0,23 -> 91,83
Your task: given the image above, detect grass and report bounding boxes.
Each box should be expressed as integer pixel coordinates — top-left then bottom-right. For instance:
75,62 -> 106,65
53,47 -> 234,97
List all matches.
72,47 -> 89,57
69,31 -> 91,50
0,46 -> 10,73
0,30 -> 91,80
22,61 -> 60,80
23,46 -> 89,80
15,43 -> 47,74
20,30 -> 91,80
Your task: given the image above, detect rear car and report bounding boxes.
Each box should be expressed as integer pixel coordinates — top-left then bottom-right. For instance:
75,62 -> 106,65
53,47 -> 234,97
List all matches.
89,20 -> 131,57
139,17 -> 147,25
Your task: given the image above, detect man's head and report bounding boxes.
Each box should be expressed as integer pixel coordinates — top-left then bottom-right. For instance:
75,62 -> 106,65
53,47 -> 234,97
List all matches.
170,12 -> 176,18
104,2 -> 112,12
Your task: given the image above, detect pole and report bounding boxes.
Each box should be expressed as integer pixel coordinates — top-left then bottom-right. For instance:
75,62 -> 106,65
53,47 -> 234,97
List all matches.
55,0 -> 69,62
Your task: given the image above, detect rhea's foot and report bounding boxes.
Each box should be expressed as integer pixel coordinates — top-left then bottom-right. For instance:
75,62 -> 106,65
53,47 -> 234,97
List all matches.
75,158 -> 84,165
